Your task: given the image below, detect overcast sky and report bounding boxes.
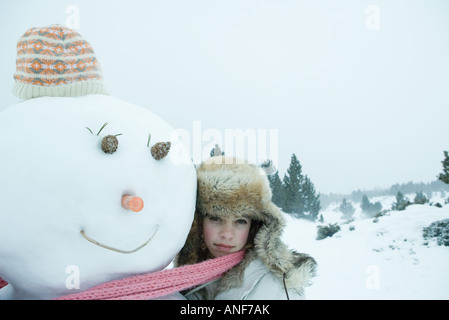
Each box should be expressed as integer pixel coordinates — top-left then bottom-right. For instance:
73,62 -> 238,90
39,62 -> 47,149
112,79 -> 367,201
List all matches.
1,0 -> 448,194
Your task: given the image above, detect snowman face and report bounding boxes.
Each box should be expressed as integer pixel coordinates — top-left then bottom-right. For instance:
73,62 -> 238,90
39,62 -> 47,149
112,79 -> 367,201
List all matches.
0,95 -> 196,299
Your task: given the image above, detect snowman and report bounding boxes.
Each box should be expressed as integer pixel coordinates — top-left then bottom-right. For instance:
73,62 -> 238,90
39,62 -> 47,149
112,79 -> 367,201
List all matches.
0,25 -> 196,299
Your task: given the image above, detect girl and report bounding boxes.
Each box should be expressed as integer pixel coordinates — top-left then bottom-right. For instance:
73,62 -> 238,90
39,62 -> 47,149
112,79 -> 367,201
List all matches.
175,156 -> 317,300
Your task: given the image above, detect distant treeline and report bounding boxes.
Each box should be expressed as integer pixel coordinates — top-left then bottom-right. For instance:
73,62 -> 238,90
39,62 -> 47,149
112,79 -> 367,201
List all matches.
320,180 -> 449,209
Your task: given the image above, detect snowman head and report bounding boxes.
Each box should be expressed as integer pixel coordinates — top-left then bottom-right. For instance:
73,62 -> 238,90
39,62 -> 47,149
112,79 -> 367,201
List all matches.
0,95 -> 196,299
0,25 -> 196,299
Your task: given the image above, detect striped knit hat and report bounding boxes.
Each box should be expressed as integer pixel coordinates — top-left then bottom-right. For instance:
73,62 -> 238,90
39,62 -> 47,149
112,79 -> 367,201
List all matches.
13,24 -> 108,100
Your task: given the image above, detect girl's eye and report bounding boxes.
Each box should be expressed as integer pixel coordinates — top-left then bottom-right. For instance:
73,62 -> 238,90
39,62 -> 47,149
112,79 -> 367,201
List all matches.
236,219 -> 248,225
209,216 -> 221,222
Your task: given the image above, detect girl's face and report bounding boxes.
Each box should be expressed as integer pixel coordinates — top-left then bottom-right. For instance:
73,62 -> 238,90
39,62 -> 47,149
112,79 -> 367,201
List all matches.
203,215 -> 251,258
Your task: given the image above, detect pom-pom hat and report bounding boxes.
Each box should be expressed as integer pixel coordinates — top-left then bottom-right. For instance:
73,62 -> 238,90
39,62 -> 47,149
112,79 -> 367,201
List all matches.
13,24 -> 108,100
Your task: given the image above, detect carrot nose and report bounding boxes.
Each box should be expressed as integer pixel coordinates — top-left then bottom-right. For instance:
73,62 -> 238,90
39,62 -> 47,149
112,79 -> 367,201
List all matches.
121,195 -> 144,212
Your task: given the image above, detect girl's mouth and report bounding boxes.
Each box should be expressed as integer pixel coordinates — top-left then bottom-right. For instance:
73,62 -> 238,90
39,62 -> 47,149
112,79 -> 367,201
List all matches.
214,243 -> 235,252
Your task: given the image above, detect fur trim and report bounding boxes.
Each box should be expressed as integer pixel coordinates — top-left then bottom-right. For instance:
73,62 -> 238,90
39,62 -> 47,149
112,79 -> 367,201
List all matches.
212,250 -> 316,297
195,156 -> 272,219
175,156 -> 317,297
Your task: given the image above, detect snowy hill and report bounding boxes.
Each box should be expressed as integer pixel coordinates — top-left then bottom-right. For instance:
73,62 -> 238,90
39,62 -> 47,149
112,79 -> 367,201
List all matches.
282,196 -> 449,300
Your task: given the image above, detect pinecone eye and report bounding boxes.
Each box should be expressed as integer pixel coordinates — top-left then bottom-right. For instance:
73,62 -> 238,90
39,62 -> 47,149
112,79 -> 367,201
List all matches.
102,135 -> 119,154
151,141 -> 171,160
147,133 -> 171,160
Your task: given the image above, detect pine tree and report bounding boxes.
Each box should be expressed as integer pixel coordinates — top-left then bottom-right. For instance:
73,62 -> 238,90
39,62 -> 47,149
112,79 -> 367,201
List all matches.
210,144 -> 224,157
268,171 -> 285,209
269,153 -> 321,220
361,194 -> 382,217
414,191 -> 428,204
391,191 -> 410,211
283,154 -> 304,214
339,198 -> 355,220
438,151 -> 449,184
361,195 -> 371,213
302,175 -> 321,220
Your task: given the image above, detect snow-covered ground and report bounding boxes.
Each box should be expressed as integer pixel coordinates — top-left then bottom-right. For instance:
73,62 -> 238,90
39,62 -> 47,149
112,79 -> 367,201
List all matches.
282,194 -> 449,300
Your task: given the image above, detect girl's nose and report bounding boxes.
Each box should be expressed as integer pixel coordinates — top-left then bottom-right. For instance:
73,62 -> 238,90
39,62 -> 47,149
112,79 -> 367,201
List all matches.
121,194 -> 144,212
219,223 -> 234,239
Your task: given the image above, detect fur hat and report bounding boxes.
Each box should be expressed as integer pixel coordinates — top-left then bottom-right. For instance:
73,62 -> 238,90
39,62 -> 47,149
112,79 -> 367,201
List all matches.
175,156 -> 316,296
13,24 -> 108,100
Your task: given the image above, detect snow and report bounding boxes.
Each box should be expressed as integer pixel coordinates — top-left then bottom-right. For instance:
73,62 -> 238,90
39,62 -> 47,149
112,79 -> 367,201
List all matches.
282,196 -> 449,300
1,93 -> 447,300
0,94 -> 197,299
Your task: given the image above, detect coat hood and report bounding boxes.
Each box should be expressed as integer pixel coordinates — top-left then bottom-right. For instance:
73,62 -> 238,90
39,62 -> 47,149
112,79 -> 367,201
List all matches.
175,156 -> 316,297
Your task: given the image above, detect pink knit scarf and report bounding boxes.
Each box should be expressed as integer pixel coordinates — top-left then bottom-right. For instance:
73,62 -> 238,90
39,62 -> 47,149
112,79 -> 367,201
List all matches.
0,278 -> 7,290
55,250 -> 245,300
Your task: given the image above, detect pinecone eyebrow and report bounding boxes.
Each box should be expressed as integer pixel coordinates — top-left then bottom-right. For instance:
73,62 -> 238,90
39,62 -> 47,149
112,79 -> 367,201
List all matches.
96,122 -> 108,136
147,133 -> 152,147
85,122 -> 122,137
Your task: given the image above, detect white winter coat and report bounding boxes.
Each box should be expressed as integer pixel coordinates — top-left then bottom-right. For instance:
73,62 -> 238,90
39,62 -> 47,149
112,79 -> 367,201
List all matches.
183,258 -> 304,300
